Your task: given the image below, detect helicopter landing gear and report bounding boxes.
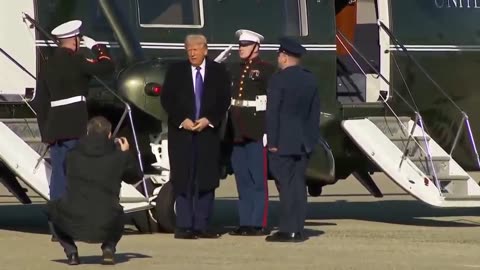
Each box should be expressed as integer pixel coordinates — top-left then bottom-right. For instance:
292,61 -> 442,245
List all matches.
307,183 -> 323,197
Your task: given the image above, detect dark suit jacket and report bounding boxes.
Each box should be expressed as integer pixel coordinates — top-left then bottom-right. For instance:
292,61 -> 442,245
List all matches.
160,58 -> 231,193
266,65 -> 320,156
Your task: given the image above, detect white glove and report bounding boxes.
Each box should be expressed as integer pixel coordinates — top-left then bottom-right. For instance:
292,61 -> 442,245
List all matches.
214,45 -> 233,63
82,35 -> 97,50
263,134 -> 267,147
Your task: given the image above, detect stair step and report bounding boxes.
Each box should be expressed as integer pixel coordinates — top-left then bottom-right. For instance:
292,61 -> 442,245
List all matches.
427,175 -> 470,181
368,116 -> 411,138
368,116 -> 411,123
391,135 -> 430,157
443,194 -> 480,201
410,156 -> 450,162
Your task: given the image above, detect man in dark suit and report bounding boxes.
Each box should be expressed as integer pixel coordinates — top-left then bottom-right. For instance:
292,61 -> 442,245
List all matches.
265,37 -> 321,243
161,34 -> 231,239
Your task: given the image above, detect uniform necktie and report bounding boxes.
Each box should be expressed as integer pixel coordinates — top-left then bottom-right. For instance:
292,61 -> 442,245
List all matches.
195,66 -> 203,119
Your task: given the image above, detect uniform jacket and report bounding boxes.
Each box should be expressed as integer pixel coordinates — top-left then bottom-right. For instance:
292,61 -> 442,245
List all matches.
228,57 -> 275,142
266,65 -> 321,156
31,45 -> 114,143
46,134 -> 143,243
160,58 -> 231,193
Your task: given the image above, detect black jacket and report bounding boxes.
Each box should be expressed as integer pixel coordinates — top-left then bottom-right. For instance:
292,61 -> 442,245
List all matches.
47,134 -> 143,243
228,57 -> 275,142
32,45 -> 114,143
266,65 -> 321,155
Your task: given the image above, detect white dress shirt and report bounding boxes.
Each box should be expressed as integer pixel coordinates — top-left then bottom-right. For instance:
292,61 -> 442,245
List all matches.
179,59 -> 213,129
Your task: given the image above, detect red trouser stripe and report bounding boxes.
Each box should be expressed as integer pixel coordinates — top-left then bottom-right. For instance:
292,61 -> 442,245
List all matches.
262,147 -> 269,227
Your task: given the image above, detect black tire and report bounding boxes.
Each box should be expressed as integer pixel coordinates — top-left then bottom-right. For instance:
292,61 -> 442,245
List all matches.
155,181 -> 176,233
130,210 -> 158,234
307,184 -> 323,197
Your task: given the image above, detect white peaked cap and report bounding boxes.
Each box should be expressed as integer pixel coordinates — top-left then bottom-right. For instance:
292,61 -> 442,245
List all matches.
235,29 -> 264,43
51,20 -> 82,39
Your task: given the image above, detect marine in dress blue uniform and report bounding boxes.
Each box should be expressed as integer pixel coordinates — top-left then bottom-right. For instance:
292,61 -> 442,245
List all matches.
32,20 -> 114,200
228,30 -> 275,236
265,37 -> 320,243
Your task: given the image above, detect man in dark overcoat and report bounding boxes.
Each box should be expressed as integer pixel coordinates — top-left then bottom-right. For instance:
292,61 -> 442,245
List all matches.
265,37 -> 321,243
32,20 -> 114,200
47,116 -> 143,265
160,34 -> 231,239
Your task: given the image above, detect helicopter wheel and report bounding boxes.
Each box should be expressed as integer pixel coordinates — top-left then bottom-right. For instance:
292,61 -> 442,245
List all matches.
130,210 -> 158,234
154,181 -> 176,233
307,184 -> 323,197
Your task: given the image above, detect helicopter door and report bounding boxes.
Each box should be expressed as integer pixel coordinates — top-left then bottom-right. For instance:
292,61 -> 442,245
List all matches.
0,1 -> 36,101
336,0 -> 383,103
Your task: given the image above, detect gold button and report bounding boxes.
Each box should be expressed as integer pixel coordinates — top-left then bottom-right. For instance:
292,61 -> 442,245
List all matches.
242,75 -> 245,78
246,66 -> 250,69
239,94 -> 242,97
240,81 -> 244,85
240,87 -> 243,91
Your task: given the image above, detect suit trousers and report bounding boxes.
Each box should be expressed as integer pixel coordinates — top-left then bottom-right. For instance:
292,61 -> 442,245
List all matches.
175,134 -> 215,232
48,222 -> 120,256
231,140 -> 269,227
49,139 -> 78,200
268,153 -> 308,233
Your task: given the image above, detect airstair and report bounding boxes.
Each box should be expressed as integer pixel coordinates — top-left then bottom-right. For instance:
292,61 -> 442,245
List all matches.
0,118 -> 151,213
342,116 -> 480,207
337,21 -> 480,207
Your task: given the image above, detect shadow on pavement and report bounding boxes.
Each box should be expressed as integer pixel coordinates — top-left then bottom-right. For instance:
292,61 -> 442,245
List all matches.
0,197 -> 479,236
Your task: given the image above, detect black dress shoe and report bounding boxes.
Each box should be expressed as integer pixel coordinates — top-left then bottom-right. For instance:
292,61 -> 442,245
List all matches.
228,226 -> 251,236
67,253 -> 80,265
194,230 -> 221,239
51,235 -> 58,242
102,247 -> 115,265
265,231 -> 306,243
249,227 -> 271,236
174,229 -> 198,239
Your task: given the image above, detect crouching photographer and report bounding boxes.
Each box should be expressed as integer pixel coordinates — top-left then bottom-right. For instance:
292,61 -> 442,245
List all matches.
47,116 -> 143,265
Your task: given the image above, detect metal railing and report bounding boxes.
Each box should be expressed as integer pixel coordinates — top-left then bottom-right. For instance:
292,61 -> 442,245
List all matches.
378,20 -> 480,169
336,30 -> 442,194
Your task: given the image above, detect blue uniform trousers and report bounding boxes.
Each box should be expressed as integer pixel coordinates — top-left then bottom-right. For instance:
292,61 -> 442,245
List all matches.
231,140 -> 269,228
49,139 -> 78,200
175,135 -> 215,232
268,153 -> 308,233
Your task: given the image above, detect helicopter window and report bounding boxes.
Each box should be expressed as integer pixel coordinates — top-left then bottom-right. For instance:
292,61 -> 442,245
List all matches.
210,0 -> 308,40
137,0 -> 204,28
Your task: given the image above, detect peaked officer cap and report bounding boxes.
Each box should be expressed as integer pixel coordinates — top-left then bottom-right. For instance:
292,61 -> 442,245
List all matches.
235,29 -> 264,43
51,20 -> 82,39
278,37 -> 306,57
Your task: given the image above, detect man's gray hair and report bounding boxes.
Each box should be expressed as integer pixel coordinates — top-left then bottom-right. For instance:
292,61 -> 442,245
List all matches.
184,34 -> 208,49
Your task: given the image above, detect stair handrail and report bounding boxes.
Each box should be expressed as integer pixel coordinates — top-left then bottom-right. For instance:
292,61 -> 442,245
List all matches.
337,31 -> 443,194
21,13 -> 149,196
337,31 -> 425,152
377,20 -> 480,169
